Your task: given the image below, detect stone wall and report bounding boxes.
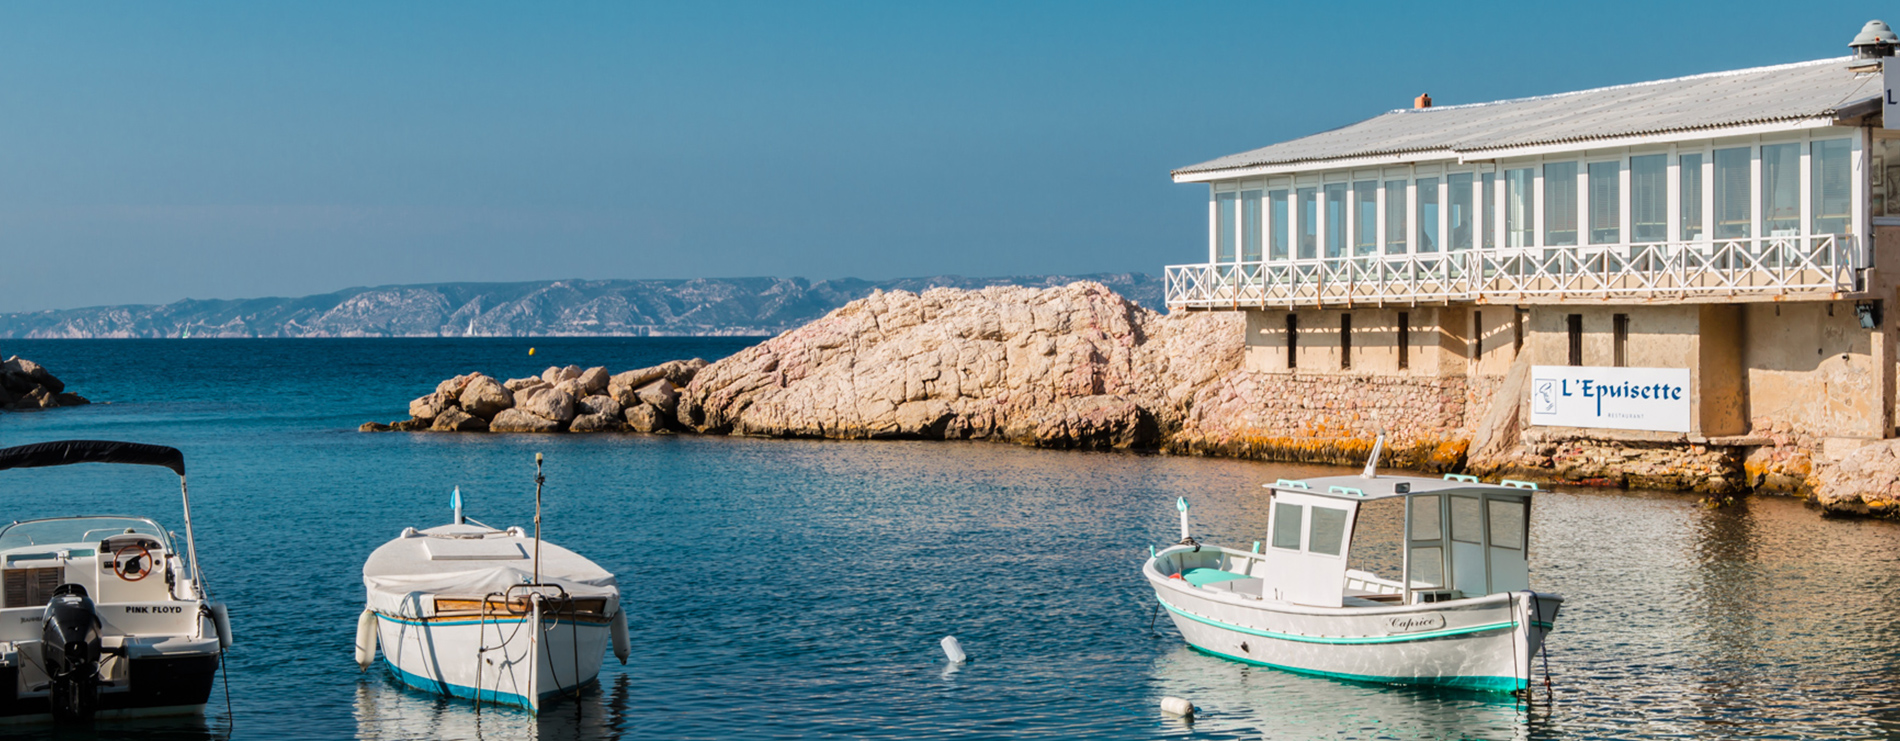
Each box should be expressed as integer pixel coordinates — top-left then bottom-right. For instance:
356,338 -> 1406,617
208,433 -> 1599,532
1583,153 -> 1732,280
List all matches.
1166,372 -> 1469,470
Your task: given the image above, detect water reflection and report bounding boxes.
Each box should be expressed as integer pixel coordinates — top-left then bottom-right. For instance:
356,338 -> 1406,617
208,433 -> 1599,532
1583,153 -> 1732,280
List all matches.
352,672 -> 629,741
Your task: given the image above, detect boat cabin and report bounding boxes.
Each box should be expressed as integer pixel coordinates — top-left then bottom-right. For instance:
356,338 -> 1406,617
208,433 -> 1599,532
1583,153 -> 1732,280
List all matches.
1262,475 -> 1535,607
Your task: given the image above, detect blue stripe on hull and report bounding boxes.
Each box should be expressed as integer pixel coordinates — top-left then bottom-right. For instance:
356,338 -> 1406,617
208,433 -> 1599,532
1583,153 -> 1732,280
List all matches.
1184,644 -> 1525,692
382,657 -> 558,710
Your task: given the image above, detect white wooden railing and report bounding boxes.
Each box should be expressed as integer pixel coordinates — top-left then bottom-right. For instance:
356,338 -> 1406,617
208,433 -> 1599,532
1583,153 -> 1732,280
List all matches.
1165,235 -> 1862,309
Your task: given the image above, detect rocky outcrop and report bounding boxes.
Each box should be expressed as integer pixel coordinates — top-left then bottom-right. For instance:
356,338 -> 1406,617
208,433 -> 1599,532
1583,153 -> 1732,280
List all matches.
1810,441 -> 1900,516
361,362 -> 707,434
0,356 -> 89,410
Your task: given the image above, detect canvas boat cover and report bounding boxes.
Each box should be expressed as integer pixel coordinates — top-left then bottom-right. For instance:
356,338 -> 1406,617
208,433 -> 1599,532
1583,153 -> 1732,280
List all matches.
363,523 -> 619,618
0,440 -> 185,476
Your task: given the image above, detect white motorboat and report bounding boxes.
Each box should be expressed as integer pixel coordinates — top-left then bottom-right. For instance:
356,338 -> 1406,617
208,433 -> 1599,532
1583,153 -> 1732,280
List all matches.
1144,444 -> 1563,693
357,453 -> 628,711
0,440 -> 231,722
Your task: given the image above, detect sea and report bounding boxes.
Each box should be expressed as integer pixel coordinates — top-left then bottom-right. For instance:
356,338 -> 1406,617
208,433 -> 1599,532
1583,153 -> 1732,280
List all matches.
0,338 -> 1896,741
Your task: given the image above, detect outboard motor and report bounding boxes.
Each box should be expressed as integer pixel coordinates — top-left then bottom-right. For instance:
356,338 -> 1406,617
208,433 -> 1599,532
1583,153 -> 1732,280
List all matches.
41,583 -> 102,722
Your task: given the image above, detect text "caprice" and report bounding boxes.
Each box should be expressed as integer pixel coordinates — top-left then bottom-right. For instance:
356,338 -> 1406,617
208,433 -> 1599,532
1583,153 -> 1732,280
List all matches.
1562,378 -> 1683,416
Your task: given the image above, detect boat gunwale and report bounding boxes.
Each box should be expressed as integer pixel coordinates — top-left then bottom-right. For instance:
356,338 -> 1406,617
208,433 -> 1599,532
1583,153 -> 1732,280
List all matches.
1145,543 -> 1565,617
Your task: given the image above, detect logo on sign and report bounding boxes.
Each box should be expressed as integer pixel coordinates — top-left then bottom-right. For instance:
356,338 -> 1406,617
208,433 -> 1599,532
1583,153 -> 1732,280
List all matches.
1386,614 -> 1445,632
1533,380 -> 1556,414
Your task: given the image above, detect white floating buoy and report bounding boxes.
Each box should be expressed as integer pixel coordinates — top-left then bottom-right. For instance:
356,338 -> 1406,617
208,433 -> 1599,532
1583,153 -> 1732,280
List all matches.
940,635 -> 967,664
1160,696 -> 1195,717
611,609 -> 631,665
355,609 -> 379,670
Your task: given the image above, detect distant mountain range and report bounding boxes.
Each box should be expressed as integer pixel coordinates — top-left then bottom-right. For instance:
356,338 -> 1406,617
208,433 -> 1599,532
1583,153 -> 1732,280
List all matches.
0,274 -> 1162,338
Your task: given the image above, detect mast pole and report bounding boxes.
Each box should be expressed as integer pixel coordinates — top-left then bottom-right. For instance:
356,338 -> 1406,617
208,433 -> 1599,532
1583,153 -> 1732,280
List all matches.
533,452 -> 544,585
181,475 -> 204,593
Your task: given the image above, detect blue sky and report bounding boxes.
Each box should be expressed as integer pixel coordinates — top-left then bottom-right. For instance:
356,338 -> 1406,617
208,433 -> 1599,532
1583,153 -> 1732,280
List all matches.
0,2 -> 1883,311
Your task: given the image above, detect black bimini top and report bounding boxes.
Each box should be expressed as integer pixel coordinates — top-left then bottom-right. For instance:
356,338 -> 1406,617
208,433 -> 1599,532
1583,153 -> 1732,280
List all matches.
0,440 -> 185,477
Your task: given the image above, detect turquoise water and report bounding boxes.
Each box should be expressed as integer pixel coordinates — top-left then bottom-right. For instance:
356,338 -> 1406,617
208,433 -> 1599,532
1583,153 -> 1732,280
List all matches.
1,338 -> 1898,740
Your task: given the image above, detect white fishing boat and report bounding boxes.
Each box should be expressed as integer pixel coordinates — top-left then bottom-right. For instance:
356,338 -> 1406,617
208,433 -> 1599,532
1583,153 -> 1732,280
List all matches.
1144,441 -> 1563,693
356,453 -> 628,711
0,440 -> 232,722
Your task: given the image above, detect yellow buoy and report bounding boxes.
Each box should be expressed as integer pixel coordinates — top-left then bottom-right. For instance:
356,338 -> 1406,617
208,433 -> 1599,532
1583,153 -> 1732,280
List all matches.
528,347 -> 536,356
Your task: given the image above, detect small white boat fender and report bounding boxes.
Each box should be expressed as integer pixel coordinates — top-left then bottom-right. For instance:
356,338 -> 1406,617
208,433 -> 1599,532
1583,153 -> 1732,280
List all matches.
940,636 -> 967,664
355,609 -> 378,670
611,609 -> 630,665
208,602 -> 233,650
1159,696 -> 1195,717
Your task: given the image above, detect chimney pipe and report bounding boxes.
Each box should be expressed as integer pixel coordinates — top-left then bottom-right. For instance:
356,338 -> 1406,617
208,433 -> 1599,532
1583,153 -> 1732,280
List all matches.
1414,93 -> 1432,109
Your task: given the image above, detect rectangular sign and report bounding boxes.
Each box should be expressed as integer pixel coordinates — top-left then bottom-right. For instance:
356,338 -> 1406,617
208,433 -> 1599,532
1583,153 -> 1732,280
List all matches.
1529,366 -> 1691,433
1887,61 -> 1900,130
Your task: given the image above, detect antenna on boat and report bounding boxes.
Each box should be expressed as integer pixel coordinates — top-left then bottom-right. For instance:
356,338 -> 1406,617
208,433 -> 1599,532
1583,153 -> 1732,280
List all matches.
1361,430 -> 1386,479
533,453 -> 544,586
452,486 -> 464,525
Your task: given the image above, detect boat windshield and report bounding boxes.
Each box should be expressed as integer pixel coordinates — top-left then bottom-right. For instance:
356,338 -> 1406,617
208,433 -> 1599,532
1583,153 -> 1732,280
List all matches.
0,517 -> 168,551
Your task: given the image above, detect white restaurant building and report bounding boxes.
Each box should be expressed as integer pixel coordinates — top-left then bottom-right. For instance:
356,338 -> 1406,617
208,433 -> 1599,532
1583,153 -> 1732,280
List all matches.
1165,23 -> 1900,468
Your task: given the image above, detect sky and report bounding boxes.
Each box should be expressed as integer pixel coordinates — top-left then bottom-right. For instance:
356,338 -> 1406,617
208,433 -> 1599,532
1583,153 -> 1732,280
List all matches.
0,2 -> 1887,312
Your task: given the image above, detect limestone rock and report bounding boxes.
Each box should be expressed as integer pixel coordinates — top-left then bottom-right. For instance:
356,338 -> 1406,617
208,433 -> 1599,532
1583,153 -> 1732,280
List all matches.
53,393 -> 89,407
2,357 -> 62,395
390,418 -> 430,432
517,386 -> 576,424
490,408 -> 564,433
625,404 -> 665,433
434,373 -> 477,401
360,421 -> 392,432
578,366 -> 610,395
577,394 -> 622,418
409,392 -> 454,421
569,412 -> 625,433
635,379 -> 678,417
431,407 -> 489,432
610,360 -> 706,407
555,379 -> 588,399
504,377 -> 546,392
459,376 -> 514,419
1812,440 -> 1900,516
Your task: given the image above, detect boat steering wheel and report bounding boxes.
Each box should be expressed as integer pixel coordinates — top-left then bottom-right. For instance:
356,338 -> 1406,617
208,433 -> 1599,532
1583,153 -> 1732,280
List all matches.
113,544 -> 154,582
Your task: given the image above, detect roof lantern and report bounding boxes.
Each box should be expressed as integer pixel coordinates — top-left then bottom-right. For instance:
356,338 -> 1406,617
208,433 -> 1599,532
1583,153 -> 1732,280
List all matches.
1850,20 -> 1898,59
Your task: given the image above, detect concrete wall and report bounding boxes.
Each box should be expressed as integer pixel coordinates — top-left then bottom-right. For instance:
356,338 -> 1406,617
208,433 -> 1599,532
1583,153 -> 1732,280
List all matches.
1743,301 -> 1881,439
1243,307 -> 1471,377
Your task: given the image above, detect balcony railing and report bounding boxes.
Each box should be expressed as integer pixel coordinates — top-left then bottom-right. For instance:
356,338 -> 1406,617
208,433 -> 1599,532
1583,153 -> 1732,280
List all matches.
1164,235 -> 1862,309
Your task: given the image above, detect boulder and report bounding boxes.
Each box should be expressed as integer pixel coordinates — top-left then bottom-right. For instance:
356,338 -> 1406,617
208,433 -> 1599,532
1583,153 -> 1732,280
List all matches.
409,392 -> 455,421
490,408 -> 565,433
1812,440 -> 1900,516
578,366 -> 610,395
2,357 -> 62,394
459,376 -> 515,419
431,407 -> 489,432
391,418 -> 431,432
19,388 -> 49,409
504,377 -> 547,392
434,373 -> 479,401
517,386 -> 576,424
555,379 -> 588,399
359,421 -> 392,432
610,359 -> 707,407
577,394 -> 622,418
53,393 -> 89,407
569,412 -> 625,433
625,404 -> 666,433
635,379 -> 678,417
540,366 -> 565,385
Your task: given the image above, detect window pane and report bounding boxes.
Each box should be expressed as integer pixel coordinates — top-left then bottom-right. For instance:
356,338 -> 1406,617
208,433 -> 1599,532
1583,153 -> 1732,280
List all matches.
1308,507 -> 1347,556
1631,154 -> 1667,242
1325,183 -> 1348,258
1215,192 -> 1237,263
1451,496 -> 1483,544
1813,139 -> 1852,235
1681,153 -> 1705,240
1482,172 -> 1497,249
1272,502 -> 1304,550
1449,173 -> 1473,250
1354,181 -> 1378,255
1544,162 -> 1579,246
1588,161 -> 1620,244
1714,147 -> 1752,239
1409,494 -> 1441,540
1487,499 -> 1526,550
1298,187 -> 1318,259
1409,546 -> 1444,589
1385,180 -> 1408,254
1416,177 -> 1440,253
1269,189 -> 1289,260
1506,168 -> 1534,247
1762,143 -> 1800,236
1241,190 -> 1263,262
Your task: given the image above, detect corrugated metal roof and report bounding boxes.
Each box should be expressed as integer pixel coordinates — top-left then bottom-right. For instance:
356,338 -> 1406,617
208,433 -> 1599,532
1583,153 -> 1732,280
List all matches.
1174,57 -> 1881,179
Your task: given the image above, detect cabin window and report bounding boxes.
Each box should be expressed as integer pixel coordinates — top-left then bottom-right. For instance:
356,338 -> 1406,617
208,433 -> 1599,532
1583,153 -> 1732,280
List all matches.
1410,547 -> 1444,588
1813,139 -> 1851,235
1298,187 -> 1318,259
1308,507 -> 1348,556
1385,180 -> 1408,254
1325,183 -> 1349,259
1488,499 -> 1526,550
1481,172 -> 1497,249
1241,190 -> 1263,262
1631,154 -> 1667,242
1505,168 -> 1534,247
1272,502 -> 1305,550
1713,147 -> 1752,239
1397,311 -> 1410,370
1215,192 -> 1238,263
1761,142 -> 1801,236
1588,161 -> 1620,244
1409,494 -> 1440,539
1450,496 -> 1483,544
1680,153 -> 1705,240
1416,177 -> 1440,253
1448,173 -> 1473,251
1544,161 -> 1579,246
1269,189 -> 1290,260
1354,181 -> 1378,256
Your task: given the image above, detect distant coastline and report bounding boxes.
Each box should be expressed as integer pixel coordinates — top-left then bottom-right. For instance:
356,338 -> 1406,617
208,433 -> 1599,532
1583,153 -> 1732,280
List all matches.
0,273 -> 1161,339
